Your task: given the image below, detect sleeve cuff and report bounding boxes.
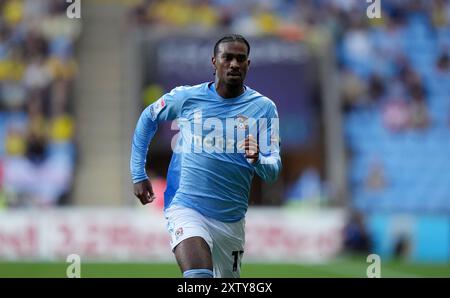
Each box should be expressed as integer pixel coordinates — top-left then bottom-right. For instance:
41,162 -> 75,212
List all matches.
247,154 -> 261,166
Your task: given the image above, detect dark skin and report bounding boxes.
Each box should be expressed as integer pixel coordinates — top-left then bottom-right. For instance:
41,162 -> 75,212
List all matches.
133,40 -> 259,275
213,41 -> 250,98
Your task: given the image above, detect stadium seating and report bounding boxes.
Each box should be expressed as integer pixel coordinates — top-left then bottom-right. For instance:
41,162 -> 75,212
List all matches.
0,0 -> 79,207
342,5 -> 450,212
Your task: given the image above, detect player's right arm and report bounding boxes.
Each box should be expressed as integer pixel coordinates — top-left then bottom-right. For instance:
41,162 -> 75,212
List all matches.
130,87 -> 185,204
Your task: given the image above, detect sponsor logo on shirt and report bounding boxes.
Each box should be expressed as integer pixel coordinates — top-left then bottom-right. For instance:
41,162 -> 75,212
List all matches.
150,97 -> 166,121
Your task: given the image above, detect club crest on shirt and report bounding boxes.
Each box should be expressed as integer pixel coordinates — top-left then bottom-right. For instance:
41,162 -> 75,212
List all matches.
175,227 -> 184,240
235,115 -> 249,130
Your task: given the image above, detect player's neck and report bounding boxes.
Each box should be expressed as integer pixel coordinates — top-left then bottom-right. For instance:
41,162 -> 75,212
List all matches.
214,81 -> 245,99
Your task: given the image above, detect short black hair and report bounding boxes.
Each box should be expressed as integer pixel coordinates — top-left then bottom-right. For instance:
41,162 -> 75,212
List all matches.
213,34 -> 250,57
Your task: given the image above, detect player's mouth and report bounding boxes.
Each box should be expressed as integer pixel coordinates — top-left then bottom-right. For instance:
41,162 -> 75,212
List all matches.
227,72 -> 241,78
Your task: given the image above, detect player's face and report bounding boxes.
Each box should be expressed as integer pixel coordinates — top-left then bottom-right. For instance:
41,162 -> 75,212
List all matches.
213,41 -> 250,86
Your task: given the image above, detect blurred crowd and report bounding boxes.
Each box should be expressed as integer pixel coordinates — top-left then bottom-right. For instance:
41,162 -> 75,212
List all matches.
129,0 -> 310,39
340,1 -> 450,212
0,0 -> 81,208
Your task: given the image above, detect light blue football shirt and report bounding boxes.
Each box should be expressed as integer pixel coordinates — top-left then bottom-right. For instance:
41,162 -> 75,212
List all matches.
130,82 -> 281,222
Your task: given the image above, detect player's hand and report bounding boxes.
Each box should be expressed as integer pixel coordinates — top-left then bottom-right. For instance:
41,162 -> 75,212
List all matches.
133,179 -> 156,205
242,134 -> 259,163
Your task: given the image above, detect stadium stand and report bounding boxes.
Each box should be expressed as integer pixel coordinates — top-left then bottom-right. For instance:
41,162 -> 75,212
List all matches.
339,1 -> 450,213
0,0 -> 80,208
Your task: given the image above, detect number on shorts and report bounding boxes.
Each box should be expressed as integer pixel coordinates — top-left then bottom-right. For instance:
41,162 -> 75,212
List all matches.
232,250 -> 244,272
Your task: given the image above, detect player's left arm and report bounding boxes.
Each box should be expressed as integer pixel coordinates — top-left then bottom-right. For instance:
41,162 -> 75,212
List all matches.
244,102 -> 282,183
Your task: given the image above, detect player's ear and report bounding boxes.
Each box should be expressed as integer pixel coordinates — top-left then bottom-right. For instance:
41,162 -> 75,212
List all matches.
247,59 -> 251,68
212,56 -> 217,75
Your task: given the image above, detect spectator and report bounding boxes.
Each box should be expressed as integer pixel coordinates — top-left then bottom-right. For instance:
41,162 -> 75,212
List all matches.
343,211 -> 372,254
382,96 -> 410,132
436,52 -> 450,74
431,0 -> 450,28
365,158 -> 386,192
340,69 -> 367,111
0,0 -> 79,208
408,89 -> 430,130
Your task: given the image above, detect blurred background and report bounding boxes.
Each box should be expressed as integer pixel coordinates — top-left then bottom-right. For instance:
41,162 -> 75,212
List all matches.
0,0 -> 449,277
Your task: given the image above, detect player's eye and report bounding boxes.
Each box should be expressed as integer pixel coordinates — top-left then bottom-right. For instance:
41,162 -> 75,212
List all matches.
236,55 -> 247,62
223,54 -> 233,61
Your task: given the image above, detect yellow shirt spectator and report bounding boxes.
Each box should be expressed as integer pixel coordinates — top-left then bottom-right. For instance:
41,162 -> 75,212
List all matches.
143,84 -> 164,107
46,57 -> 78,81
150,0 -> 192,27
192,3 -> 218,28
0,58 -> 25,81
5,130 -> 26,156
253,7 -> 280,35
2,0 -> 23,27
50,114 -> 75,142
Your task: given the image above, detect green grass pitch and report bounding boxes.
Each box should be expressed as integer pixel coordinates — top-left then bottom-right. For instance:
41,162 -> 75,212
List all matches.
1,257 -> 449,278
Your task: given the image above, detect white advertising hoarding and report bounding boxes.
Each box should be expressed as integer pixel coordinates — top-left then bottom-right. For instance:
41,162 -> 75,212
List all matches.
0,207 -> 345,262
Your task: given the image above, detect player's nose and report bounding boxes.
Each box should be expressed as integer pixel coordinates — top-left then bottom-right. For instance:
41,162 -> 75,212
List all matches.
230,58 -> 240,69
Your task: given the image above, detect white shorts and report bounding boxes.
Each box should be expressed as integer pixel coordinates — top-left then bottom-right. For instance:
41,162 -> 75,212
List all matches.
164,204 -> 245,278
